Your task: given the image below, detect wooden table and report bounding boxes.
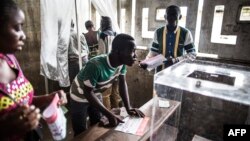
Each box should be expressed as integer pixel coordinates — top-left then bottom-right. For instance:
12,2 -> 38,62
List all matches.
72,98 -> 181,141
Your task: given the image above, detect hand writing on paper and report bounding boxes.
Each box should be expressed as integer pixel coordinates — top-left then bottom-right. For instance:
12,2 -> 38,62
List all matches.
105,113 -> 124,127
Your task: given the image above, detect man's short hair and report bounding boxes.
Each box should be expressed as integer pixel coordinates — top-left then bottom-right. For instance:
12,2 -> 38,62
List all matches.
85,20 -> 94,29
101,16 -> 112,31
111,34 -> 135,54
166,5 -> 181,14
101,16 -> 112,24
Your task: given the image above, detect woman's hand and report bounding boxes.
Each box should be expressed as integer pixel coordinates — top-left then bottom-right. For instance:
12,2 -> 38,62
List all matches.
127,108 -> 145,118
49,90 -> 67,106
0,105 -> 41,137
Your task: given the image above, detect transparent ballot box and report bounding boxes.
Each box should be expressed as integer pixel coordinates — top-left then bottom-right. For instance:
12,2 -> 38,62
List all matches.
152,59 -> 250,141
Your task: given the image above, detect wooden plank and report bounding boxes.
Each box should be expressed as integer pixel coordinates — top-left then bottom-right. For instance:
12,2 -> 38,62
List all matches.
72,98 -> 180,141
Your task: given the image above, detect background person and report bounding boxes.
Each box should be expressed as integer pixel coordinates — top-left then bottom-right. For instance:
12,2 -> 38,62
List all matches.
84,20 -> 99,59
140,5 -> 196,71
68,21 -> 89,83
98,16 -> 120,110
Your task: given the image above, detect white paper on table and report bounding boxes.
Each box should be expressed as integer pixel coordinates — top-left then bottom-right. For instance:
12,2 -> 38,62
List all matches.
141,54 -> 166,71
158,99 -> 170,108
115,116 -> 150,136
120,107 -> 128,117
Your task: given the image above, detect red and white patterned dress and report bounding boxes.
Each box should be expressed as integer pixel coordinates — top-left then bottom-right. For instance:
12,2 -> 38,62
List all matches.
0,53 -> 34,115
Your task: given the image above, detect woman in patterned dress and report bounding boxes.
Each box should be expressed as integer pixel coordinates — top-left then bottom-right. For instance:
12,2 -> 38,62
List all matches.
0,0 -> 67,140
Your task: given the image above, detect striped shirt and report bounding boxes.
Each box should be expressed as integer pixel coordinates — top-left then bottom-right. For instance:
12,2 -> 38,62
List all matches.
70,54 -> 126,103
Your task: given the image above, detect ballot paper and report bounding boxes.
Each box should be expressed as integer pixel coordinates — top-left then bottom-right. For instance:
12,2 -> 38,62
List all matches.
119,107 -> 128,117
158,99 -> 170,108
141,54 -> 166,71
115,116 -> 150,136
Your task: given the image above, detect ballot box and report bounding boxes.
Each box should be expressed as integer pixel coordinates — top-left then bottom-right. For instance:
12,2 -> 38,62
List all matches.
154,59 -> 250,141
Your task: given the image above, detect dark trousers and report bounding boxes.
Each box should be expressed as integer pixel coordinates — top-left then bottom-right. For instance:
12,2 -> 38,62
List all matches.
68,57 -> 88,84
70,99 -> 102,136
68,60 -> 80,84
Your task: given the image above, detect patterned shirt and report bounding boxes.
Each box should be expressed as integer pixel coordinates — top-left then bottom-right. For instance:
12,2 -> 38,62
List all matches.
84,31 -> 99,59
70,54 -> 126,103
0,53 -> 34,115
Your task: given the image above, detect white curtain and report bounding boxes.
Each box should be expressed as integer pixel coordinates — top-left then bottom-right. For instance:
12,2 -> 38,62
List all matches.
92,0 -> 120,33
72,0 -> 90,33
40,0 -> 74,87
40,0 -> 118,87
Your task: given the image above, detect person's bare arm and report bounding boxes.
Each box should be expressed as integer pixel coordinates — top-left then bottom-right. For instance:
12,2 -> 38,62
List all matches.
118,75 -> 145,118
32,90 -> 67,109
83,85 -> 124,126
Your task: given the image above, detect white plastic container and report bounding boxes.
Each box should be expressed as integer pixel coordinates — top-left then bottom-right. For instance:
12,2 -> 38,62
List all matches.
43,94 -> 67,140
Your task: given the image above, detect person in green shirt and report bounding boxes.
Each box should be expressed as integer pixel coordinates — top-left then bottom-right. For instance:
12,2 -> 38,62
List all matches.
70,33 -> 145,136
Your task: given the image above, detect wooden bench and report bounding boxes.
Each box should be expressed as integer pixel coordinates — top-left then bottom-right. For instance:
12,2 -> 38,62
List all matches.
72,98 -> 181,141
